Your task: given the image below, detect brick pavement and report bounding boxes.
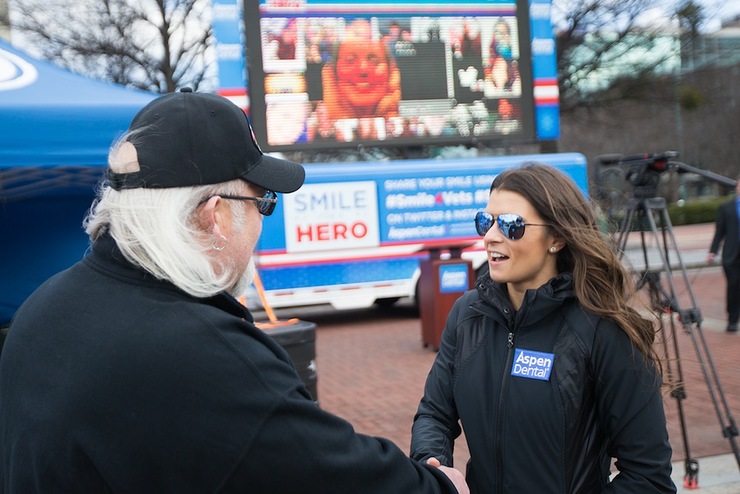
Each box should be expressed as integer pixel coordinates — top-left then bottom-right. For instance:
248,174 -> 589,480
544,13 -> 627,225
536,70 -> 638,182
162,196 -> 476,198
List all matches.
261,222 -> 740,490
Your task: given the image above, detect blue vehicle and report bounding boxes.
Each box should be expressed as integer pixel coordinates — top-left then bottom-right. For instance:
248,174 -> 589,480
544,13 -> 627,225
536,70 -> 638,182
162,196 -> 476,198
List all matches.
210,0 -> 578,310
246,153 -> 588,310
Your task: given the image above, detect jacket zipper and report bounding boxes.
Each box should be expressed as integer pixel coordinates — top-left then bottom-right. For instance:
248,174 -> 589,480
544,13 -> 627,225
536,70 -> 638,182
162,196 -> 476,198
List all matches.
494,323 -> 516,494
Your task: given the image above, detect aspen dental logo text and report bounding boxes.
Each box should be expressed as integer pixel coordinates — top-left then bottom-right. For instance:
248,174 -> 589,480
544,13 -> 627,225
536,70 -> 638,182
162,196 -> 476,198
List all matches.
511,348 -> 554,381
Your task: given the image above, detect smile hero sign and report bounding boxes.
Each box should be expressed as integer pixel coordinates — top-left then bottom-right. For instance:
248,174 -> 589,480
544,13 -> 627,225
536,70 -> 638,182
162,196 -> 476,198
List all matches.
283,181 -> 380,253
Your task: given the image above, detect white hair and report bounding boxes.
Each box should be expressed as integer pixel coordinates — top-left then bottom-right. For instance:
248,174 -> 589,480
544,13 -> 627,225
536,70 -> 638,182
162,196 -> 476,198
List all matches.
84,134 -> 251,298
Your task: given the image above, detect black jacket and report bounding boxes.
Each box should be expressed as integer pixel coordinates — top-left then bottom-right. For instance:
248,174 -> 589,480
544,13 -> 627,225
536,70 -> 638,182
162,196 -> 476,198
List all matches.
411,274 -> 676,494
0,234 -> 457,494
709,197 -> 740,264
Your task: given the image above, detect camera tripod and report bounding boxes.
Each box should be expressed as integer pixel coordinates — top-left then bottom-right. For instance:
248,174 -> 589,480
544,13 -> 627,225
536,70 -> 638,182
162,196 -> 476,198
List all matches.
614,195 -> 740,488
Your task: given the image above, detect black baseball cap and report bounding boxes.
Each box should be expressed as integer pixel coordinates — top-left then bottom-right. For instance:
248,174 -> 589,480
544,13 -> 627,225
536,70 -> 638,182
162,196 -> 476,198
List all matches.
106,89 -> 305,193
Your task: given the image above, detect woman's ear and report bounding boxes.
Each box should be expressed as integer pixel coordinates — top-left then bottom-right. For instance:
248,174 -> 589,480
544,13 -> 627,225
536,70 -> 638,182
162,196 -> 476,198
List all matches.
550,234 -> 567,252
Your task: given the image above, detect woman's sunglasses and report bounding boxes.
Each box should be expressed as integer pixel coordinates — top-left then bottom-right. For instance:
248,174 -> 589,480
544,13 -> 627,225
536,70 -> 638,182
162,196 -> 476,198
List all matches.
197,190 -> 278,216
474,211 -> 549,240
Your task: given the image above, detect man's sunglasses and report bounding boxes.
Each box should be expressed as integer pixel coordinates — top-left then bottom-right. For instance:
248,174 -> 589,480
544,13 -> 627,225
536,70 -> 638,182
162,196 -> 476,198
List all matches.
474,211 -> 549,240
198,190 -> 278,216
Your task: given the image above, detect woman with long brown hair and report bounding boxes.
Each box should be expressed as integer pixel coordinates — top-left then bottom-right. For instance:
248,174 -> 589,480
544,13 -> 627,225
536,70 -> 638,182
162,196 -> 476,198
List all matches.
411,162 -> 675,493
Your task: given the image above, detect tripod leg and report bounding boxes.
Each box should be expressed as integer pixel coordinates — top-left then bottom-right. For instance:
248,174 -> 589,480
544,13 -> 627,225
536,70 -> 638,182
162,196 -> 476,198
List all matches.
640,204 -> 740,474
651,275 -> 699,487
661,310 -> 700,488
651,208 -> 740,471
614,206 -> 636,257
617,198 -> 740,488
684,458 -> 699,489
620,203 -> 701,483
618,196 -> 740,484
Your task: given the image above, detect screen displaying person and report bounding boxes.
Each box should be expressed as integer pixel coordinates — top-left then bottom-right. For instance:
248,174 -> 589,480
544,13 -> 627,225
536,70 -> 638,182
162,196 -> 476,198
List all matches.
484,57 -> 521,97
322,19 -> 401,122
490,18 -> 513,61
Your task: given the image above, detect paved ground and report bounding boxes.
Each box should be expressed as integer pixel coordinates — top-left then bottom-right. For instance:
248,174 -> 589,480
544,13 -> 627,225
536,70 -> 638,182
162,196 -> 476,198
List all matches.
259,222 -> 740,492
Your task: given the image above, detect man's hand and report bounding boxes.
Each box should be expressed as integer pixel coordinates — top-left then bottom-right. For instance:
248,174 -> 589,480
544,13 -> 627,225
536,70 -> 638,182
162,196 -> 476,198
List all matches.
426,457 -> 470,494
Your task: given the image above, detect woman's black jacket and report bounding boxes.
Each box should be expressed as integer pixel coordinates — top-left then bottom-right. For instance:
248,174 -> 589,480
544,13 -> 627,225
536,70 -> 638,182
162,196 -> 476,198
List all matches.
411,273 -> 676,494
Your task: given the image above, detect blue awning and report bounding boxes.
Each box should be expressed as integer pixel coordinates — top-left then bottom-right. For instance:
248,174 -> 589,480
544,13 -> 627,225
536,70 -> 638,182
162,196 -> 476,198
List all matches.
0,40 -> 157,324
0,39 -> 156,201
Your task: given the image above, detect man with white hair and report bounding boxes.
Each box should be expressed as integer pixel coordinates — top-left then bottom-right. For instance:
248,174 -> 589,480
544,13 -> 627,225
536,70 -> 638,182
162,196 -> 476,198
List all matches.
0,89 -> 468,494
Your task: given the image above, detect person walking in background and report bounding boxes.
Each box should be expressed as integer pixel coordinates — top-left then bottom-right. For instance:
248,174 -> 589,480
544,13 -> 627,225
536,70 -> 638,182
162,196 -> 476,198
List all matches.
707,176 -> 740,332
0,90 -> 468,494
410,162 -> 676,493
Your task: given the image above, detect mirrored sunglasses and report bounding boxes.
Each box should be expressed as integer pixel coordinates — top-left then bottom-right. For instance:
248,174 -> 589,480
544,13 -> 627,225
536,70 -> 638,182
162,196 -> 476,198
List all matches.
474,211 -> 549,240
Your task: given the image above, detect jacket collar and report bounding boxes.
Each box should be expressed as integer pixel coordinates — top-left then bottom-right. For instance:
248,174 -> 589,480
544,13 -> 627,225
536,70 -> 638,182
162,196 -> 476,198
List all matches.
87,232 -> 253,323
476,272 -> 576,325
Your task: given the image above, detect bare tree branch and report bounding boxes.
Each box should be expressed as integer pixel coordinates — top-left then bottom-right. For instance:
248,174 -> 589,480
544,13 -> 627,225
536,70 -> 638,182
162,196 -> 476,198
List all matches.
9,0 -> 215,93
553,0 -> 676,112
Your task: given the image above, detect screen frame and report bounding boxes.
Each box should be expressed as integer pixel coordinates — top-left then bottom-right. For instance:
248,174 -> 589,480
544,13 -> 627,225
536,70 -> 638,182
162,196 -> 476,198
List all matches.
243,0 -> 538,153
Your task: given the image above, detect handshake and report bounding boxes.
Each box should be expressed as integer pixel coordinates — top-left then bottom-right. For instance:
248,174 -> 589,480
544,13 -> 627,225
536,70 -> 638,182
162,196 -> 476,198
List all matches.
427,457 -> 470,494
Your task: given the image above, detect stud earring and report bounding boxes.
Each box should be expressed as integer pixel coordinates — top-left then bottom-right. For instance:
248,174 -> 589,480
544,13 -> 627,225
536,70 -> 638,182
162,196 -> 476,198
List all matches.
549,246 -> 557,254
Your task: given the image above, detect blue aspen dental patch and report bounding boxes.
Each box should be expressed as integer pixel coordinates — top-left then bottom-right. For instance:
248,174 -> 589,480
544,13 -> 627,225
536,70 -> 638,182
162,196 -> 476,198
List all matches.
511,348 -> 555,381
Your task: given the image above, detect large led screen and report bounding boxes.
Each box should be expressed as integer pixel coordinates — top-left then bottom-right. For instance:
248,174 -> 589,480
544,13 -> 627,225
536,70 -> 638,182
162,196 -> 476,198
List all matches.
243,0 -> 544,152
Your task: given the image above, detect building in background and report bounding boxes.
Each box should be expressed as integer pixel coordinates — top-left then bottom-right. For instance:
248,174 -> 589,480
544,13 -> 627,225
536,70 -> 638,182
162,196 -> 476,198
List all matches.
682,15 -> 740,70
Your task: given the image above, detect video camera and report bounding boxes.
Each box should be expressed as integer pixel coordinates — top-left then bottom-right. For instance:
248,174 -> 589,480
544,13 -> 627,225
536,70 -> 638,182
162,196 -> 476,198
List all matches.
598,151 -> 736,200
598,151 -> 679,199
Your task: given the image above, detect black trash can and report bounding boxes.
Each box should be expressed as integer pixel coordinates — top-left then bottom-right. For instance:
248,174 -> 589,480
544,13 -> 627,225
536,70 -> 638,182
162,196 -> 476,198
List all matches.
262,320 -> 319,404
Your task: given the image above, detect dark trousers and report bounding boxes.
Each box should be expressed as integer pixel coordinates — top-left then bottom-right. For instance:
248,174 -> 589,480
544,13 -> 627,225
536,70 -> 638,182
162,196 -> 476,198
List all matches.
723,259 -> 740,324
